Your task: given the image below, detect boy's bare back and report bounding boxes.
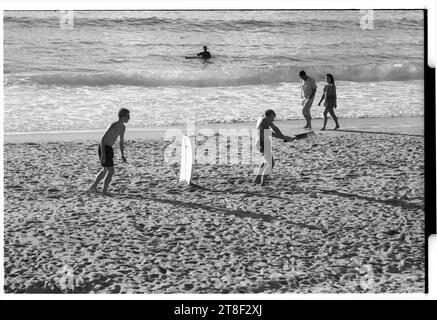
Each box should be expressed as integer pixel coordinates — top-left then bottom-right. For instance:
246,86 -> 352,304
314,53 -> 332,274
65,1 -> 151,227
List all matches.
102,121 -> 125,146
257,117 -> 271,131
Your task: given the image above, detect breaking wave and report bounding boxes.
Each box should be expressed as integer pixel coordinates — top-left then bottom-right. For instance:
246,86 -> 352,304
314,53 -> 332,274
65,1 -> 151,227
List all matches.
8,62 -> 423,88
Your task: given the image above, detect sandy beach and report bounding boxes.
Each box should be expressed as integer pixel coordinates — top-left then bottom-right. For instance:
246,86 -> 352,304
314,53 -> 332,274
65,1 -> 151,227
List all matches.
3,117 -> 425,293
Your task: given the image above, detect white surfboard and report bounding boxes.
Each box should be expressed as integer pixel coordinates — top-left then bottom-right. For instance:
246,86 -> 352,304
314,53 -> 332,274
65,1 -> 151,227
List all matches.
179,135 -> 194,185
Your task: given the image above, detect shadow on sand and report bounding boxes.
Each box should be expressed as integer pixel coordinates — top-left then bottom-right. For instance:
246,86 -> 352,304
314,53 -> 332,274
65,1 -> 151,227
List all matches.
315,189 -> 423,211
328,128 -> 423,137
117,178 -> 422,226
120,190 -> 277,223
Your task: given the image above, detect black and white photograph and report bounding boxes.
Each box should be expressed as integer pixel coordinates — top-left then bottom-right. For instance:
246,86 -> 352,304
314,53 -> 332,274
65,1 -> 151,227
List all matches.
1,3 -> 434,298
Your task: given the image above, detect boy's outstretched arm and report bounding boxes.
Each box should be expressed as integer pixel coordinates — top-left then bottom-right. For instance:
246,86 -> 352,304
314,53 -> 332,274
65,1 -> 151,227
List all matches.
269,122 -> 293,141
270,122 -> 283,135
270,128 -> 294,141
120,126 -> 127,163
272,132 -> 294,141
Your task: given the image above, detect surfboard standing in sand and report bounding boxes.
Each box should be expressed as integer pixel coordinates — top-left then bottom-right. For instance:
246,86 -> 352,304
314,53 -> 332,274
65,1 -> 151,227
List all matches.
179,135 -> 195,185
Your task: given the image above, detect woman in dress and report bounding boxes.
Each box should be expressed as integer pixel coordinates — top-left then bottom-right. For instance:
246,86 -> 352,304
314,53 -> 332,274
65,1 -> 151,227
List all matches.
318,74 -> 340,130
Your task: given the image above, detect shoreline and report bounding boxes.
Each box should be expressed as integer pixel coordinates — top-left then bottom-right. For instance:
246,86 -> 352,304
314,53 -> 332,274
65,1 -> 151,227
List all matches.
4,116 -> 424,144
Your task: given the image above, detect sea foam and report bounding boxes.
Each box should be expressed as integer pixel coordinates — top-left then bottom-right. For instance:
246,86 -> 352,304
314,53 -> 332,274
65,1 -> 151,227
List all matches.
11,62 -> 423,88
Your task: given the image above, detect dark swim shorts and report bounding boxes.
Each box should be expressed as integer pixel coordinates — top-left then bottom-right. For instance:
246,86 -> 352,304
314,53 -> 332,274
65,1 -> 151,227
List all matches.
98,145 -> 114,167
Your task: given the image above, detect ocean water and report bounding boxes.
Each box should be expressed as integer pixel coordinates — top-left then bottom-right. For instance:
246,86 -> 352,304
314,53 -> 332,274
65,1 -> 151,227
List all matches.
3,10 -> 424,132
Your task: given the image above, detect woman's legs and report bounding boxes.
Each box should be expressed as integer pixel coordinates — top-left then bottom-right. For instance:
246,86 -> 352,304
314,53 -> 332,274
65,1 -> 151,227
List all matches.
329,108 -> 340,129
322,108 -> 329,130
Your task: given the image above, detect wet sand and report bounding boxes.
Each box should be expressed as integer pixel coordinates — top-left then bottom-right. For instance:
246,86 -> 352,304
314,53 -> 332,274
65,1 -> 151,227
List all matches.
3,118 -> 425,293
4,116 -> 423,143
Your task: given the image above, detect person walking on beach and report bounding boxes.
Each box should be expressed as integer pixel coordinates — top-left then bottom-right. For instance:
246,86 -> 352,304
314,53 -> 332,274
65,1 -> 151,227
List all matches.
299,70 -> 317,129
318,74 -> 340,130
89,108 -> 130,196
197,46 -> 212,59
255,109 -> 294,186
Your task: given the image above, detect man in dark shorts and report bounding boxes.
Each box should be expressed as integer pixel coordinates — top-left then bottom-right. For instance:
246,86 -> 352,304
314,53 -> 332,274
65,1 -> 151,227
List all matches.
89,108 -> 130,196
254,109 -> 294,186
197,46 -> 212,59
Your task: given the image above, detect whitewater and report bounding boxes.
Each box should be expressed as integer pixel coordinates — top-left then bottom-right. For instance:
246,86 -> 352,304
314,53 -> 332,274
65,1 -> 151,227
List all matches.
4,10 -> 424,132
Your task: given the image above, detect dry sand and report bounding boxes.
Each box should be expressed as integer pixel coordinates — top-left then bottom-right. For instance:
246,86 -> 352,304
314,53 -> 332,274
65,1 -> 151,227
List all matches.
3,118 -> 425,293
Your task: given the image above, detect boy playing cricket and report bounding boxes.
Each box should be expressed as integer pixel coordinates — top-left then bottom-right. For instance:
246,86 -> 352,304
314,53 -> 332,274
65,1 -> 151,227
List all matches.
255,109 -> 294,186
89,108 -> 130,196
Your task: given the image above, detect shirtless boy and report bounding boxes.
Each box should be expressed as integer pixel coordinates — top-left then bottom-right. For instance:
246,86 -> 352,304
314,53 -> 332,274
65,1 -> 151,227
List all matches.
89,108 -> 130,196
255,109 -> 294,186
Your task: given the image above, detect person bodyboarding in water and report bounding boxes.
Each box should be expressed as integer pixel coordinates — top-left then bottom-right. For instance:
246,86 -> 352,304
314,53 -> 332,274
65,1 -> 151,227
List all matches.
197,46 -> 212,59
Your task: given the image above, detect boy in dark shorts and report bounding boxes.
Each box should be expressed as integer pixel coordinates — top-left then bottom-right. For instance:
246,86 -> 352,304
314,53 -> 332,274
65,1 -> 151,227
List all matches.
255,109 -> 294,186
89,108 -> 130,196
